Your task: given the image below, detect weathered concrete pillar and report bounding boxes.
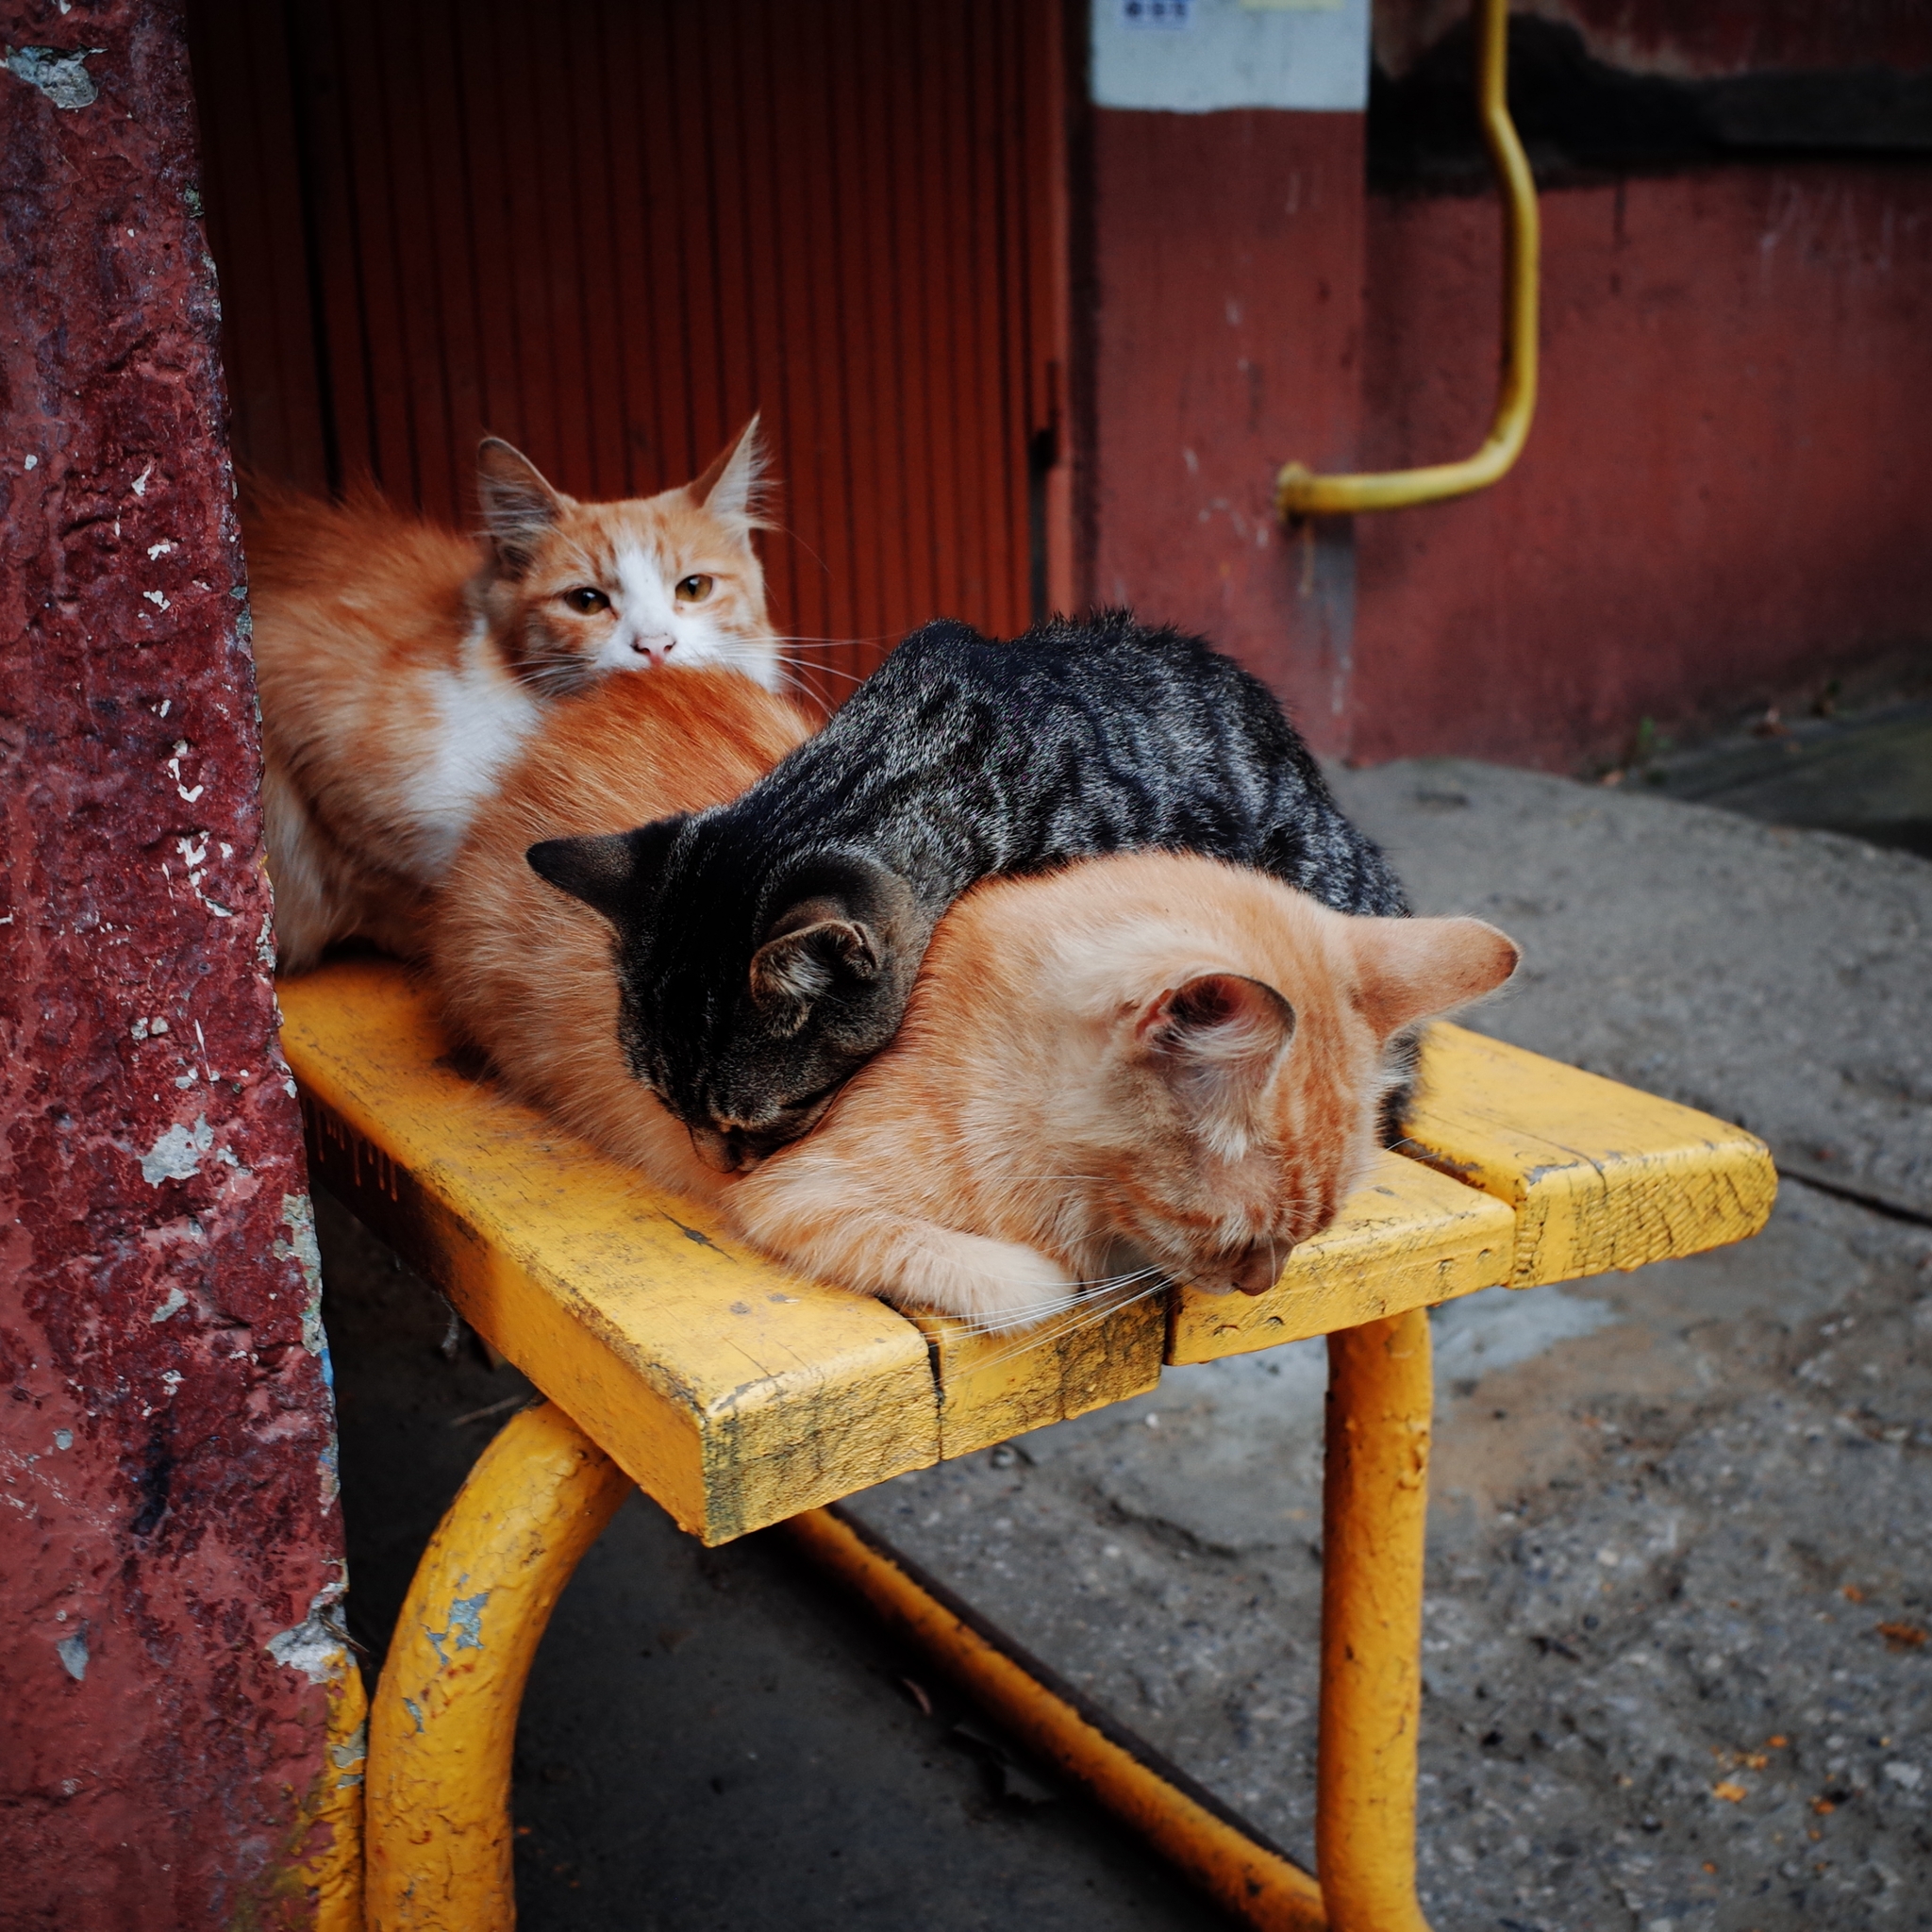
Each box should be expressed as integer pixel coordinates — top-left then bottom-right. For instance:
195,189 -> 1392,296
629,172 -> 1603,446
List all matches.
1,6 -> 346,1923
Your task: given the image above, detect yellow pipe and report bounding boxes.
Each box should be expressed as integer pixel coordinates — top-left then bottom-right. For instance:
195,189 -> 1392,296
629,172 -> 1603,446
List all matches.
784,1505 -> 1327,1931
363,1401 -> 633,1930
1275,0 -> 1539,518
1316,1309 -> 1435,1932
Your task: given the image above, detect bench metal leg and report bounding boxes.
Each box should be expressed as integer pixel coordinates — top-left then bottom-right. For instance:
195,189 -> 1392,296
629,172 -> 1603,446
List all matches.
787,1505 -> 1328,1929
359,1323 -> 1439,1932
363,1400 -> 632,1931
303,1659 -> 370,1931
794,1310 -> 1441,1932
1319,1307 -> 1435,1932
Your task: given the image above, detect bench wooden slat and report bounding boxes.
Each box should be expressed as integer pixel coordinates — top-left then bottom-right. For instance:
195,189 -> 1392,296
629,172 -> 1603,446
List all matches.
1404,1023 -> 1778,1287
279,967 -> 1776,1543
283,961 -> 938,1543
915,1291 -> 1169,1460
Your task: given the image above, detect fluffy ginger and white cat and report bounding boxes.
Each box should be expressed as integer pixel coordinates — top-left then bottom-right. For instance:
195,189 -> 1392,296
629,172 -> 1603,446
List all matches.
246,422 -> 774,970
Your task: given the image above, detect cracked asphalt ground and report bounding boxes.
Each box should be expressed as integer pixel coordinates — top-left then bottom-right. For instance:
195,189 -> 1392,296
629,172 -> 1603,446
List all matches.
320,731 -> 1932,1931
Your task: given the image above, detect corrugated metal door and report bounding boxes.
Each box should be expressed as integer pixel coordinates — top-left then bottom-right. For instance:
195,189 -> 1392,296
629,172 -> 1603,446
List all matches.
189,0 -> 1072,693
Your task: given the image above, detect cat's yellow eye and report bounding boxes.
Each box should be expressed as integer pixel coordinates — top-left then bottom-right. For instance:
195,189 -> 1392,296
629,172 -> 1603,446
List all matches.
675,574 -> 714,605
563,586 -> 609,614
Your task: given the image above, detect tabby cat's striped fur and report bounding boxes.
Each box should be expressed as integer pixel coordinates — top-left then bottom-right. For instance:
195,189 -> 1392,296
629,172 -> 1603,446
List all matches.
528,610 -> 1411,1169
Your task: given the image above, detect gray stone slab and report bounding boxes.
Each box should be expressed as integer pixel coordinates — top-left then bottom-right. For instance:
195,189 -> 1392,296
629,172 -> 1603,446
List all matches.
1647,699 -> 1932,860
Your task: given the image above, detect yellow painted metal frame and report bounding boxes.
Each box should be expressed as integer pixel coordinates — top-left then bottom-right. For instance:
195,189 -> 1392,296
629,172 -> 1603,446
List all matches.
785,1504 -> 1328,1929
343,1318 -> 1440,1931
1318,1309 -> 1435,1932
1274,0 -> 1539,519
363,1402 -> 632,1926
301,1652 -> 370,1932
279,960 -> 1774,1929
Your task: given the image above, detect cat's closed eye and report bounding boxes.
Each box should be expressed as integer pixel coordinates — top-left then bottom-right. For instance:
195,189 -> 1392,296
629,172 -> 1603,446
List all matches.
562,586 -> 610,614
675,574 -> 714,604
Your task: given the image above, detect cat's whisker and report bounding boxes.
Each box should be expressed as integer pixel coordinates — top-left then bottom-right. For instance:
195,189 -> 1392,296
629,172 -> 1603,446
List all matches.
941,1297 -> 1133,1340
519,656 -> 596,695
954,1276 -> 1171,1375
921,1291 -> 1123,1340
761,637 -> 886,659
769,655 -> 871,685
1020,1274 -> 1166,1352
766,662 -> 871,706
923,1265 -> 1168,1339
933,1263 -> 1166,1323
929,1291 -> 1109,1335
933,1293 -> 1126,1353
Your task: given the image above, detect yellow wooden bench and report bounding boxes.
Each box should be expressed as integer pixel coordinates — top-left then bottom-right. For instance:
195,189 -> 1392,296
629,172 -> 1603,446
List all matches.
283,957 -> 1774,1932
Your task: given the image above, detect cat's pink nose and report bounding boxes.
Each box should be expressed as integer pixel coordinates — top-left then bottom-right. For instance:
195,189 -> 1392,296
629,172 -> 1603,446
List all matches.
1228,1242 -> 1286,1296
630,632 -> 675,662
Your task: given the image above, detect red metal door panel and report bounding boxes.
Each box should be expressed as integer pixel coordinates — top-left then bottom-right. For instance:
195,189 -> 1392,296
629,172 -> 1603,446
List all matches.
190,0 -> 1070,696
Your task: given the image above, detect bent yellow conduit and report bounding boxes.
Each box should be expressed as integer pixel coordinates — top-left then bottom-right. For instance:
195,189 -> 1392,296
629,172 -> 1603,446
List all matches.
1275,0 -> 1539,518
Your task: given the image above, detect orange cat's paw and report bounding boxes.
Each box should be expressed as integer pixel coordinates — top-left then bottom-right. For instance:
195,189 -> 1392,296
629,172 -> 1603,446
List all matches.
901,1236 -> 1081,1335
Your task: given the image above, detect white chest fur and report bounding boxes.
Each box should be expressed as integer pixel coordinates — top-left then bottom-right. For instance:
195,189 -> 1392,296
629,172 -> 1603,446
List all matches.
401,623 -> 542,881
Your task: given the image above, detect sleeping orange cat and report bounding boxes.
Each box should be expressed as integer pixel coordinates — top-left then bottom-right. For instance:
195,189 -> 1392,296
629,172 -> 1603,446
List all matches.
246,422 -> 774,971
430,671 -> 1519,1329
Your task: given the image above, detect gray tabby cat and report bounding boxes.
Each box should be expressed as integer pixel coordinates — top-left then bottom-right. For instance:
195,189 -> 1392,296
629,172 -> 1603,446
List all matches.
528,609 -> 1410,1169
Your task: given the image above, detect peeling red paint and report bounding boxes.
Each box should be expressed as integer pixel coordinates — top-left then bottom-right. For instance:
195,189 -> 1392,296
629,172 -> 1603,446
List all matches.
1088,109 -> 1368,758
1376,0 -> 1932,82
0,4 -> 342,1924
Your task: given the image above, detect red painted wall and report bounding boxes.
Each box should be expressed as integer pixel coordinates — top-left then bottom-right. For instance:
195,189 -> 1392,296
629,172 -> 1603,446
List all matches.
0,4 -> 343,1923
1089,106 -> 1932,769
1351,161 -> 1932,769
1087,109 -> 1367,757
1379,0 -> 1932,81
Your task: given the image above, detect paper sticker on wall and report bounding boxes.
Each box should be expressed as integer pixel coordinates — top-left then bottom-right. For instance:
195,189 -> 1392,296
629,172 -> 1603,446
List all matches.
1094,0 -> 1369,110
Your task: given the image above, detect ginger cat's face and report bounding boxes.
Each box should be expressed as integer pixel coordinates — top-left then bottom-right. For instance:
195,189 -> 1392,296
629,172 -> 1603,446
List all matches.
475,421 -> 780,693
1086,969 -> 1343,1297
1027,889 -> 1520,1302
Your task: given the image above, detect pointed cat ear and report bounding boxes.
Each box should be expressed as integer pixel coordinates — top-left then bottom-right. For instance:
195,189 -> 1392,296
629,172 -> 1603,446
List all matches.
748,899 -> 883,1036
1138,973 -> 1297,1110
690,415 -> 768,530
746,857 -> 911,1036
525,820 -> 680,924
477,438 -> 570,575
1347,916 -> 1521,1040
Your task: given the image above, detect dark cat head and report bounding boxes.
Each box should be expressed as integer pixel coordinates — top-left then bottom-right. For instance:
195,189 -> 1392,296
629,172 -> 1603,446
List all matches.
527,824 -> 924,1169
